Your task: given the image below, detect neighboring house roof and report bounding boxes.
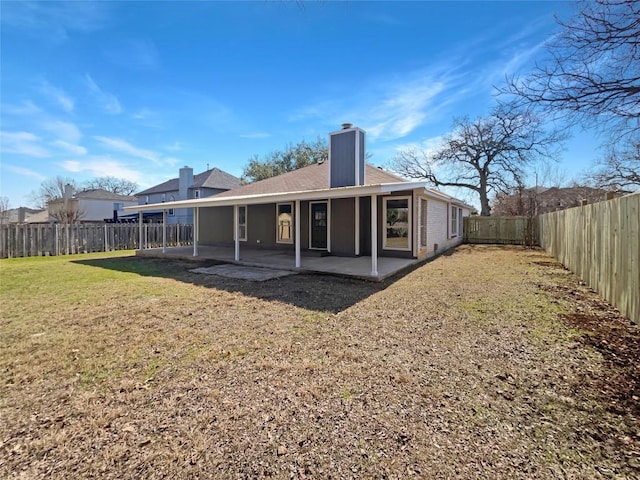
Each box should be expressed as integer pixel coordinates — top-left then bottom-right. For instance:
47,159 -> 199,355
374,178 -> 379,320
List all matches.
493,185 -> 619,215
216,162 -> 405,198
1,207 -> 43,223
127,162 -> 472,213
24,209 -> 52,223
47,188 -> 137,203
136,168 -> 241,196
74,189 -> 137,202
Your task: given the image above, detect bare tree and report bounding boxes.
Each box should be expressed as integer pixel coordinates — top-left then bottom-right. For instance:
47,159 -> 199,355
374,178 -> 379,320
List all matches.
48,200 -> 85,224
390,105 -> 564,216
591,139 -> 640,190
29,176 -> 80,209
83,176 -> 139,195
504,0 -> 640,142
0,196 -> 9,226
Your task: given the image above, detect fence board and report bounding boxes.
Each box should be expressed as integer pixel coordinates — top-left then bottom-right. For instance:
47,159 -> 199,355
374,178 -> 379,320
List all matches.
0,223 -> 193,259
539,193 -> 639,324
463,216 -> 537,245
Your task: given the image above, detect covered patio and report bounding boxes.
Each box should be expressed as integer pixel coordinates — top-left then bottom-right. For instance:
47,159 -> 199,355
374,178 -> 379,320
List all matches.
135,245 -> 420,281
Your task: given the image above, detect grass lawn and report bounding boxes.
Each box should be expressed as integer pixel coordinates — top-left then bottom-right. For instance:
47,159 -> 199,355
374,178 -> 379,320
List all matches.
1,246 -> 638,478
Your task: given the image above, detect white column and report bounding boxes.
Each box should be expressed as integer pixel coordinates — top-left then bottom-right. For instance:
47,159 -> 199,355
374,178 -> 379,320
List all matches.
193,207 -> 199,257
233,204 -> 240,261
162,210 -> 167,253
295,199 -> 301,268
354,196 -> 360,256
327,198 -> 332,253
371,194 -> 378,277
138,211 -> 144,250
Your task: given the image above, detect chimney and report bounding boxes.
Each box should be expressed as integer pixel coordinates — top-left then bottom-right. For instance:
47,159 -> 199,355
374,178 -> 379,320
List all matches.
179,166 -> 194,200
328,124 -> 365,188
63,184 -> 74,200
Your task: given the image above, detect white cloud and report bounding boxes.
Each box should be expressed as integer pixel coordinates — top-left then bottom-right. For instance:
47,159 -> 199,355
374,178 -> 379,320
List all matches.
0,131 -> 51,158
2,164 -> 47,180
93,136 -> 158,162
39,81 -> 74,113
239,132 -> 271,139
52,140 -> 87,156
60,157 -> 143,183
42,120 -> 82,143
105,38 -> 160,70
1,100 -> 42,116
164,141 -> 182,152
93,136 -> 178,167
1,1 -> 111,42
84,74 -> 122,114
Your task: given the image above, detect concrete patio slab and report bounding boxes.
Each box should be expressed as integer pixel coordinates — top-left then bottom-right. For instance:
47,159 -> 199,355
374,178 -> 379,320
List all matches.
136,245 -> 421,281
190,264 -> 298,281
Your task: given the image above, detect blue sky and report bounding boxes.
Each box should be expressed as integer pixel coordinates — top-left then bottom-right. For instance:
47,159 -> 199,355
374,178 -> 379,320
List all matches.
1,1 -> 599,208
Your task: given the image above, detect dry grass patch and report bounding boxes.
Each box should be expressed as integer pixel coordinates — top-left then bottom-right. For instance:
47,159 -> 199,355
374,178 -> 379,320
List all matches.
1,246 -> 638,478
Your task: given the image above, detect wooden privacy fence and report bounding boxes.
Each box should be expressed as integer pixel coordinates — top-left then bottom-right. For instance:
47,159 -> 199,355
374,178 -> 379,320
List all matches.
0,223 -> 193,259
464,216 -> 538,245
538,193 -> 639,324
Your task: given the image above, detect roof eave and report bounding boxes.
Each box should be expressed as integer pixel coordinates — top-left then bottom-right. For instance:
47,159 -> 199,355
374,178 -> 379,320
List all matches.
125,182 -> 429,212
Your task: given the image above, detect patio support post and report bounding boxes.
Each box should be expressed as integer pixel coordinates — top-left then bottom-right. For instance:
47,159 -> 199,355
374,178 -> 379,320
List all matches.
138,211 -> 144,250
295,199 -> 301,268
371,194 -> 378,277
233,204 -> 240,261
327,199 -> 332,253
193,207 -> 199,257
162,210 -> 167,253
354,196 -> 360,256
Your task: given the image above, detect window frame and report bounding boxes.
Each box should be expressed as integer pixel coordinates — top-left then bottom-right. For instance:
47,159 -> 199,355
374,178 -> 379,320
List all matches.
383,195 -> 412,251
450,204 -> 459,237
419,198 -> 428,248
276,202 -> 294,244
237,205 -> 247,242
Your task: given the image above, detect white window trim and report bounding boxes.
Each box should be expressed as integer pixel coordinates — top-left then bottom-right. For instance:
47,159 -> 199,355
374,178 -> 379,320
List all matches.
450,204 -> 459,238
194,190 -> 201,199
276,202 -> 294,244
419,197 -> 428,248
308,200 -> 330,250
238,205 -> 247,242
383,195 -> 412,251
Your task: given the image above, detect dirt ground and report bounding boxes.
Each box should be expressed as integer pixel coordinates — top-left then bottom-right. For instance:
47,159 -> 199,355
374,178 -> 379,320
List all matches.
1,245 -> 638,479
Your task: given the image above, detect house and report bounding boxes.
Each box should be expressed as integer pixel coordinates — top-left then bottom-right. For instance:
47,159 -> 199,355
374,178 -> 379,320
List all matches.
47,185 -> 138,223
0,207 -> 45,224
135,166 -> 241,224
125,125 -> 471,279
492,186 -> 620,216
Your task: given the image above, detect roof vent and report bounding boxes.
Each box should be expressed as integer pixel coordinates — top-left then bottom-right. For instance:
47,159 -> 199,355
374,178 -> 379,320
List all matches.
341,123 -> 353,130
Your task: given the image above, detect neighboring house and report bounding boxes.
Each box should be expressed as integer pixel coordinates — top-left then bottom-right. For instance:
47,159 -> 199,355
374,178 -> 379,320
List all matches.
0,207 -> 45,224
492,186 -> 619,216
47,185 -> 138,223
127,125 -> 472,275
135,166 -> 241,224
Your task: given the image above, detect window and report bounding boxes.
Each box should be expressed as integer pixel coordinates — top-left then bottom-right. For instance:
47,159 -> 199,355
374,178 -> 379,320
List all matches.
237,205 -> 247,241
383,196 -> 411,250
194,190 -> 201,199
450,204 -> 458,237
419,198 -> 428,248
145,195 -> 149,205
276,203 -> 293,243
168,196 -> 175,216
161,194 -> 166,202
113,202 -> 124,211
458,207 -> 463,238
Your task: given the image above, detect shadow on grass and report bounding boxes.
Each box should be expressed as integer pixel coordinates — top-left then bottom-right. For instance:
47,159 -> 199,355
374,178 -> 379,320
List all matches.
73,255 -> 397,314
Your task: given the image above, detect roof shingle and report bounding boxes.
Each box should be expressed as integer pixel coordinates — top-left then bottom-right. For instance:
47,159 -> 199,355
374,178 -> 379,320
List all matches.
217,162 -> 406,198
